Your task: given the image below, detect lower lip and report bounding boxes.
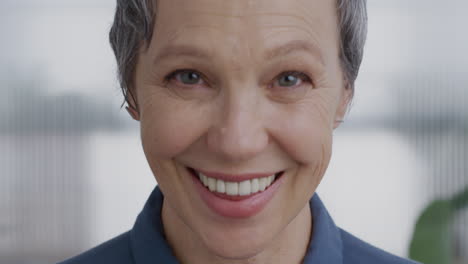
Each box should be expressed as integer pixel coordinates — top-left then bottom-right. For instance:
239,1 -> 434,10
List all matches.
190,169 -> 284,219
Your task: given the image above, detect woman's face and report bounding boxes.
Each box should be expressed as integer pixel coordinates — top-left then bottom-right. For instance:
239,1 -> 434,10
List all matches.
133,0 -> 350,259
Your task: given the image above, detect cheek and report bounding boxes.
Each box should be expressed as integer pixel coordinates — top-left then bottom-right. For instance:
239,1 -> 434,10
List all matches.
139,93 -> 210,159
279,117 -> 333,166
268,96 -> 335,165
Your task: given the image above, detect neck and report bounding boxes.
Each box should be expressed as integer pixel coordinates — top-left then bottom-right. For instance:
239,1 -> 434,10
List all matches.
162,202 -> 312,264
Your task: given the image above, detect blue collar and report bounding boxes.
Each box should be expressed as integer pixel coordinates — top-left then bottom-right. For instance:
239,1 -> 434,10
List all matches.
130,186 -> 343,264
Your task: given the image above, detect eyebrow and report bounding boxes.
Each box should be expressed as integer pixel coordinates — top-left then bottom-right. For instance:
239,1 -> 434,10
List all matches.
154,44 -> 212,63
154,39 -> 325,65
264,40 -> 325,65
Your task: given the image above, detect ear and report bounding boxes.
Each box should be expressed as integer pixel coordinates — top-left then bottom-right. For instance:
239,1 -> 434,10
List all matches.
125,90 -> 141,121
126,105 -> 140,121
333,82 -> 353,129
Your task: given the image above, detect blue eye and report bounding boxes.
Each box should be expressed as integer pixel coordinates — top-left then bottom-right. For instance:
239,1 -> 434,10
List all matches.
163,69 -> 216,100
275,71 -> 311,88
166,69 -> 204,86
175,70 -> 202,85
278,74 -> 299,87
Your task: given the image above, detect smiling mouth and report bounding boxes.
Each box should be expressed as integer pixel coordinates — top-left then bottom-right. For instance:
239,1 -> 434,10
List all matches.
187,167 -> 284,197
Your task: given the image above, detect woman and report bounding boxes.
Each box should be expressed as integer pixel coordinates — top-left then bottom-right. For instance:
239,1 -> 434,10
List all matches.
60,0 -> 420,263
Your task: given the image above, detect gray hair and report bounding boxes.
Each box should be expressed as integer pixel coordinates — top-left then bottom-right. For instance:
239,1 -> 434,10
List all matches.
109,0 -> 367,109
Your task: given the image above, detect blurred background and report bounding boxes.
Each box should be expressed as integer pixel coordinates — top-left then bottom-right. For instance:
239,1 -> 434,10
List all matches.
0,0 -> 467,263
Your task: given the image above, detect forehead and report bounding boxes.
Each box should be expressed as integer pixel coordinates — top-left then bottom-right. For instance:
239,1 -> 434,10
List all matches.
150,0 -> 340,66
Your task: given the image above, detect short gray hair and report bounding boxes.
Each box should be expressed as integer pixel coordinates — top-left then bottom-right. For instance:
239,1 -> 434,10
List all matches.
109,0 -> 367,109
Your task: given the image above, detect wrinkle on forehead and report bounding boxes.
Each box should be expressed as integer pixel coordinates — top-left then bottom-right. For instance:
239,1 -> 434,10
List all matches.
175,0 -> 266,18
173,0 -> 328,17
155,0 -> 335,31
151,0 -> 340,75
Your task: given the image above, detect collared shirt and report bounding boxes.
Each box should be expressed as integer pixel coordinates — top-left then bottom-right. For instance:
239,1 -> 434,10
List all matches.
58,186 -> 420,264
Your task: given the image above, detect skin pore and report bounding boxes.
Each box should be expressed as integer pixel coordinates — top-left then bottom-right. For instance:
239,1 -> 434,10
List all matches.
129,0 -> 352,263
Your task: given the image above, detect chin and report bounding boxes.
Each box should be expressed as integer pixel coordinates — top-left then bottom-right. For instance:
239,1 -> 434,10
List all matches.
200,228 -> 269,260
191,197 -> 287,261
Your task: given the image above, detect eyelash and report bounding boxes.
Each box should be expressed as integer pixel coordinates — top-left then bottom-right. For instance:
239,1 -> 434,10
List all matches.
164,69 -> 205,83
276,71 -> 313,85
164,69 -> 313,87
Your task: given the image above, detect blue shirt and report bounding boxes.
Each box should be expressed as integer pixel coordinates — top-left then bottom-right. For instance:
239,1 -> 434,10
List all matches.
58,186 -> 420,264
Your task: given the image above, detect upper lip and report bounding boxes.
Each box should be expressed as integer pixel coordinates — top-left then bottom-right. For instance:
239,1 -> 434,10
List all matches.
189,167 -> 282,182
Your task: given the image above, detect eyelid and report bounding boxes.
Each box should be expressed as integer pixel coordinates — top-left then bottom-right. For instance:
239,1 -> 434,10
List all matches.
164,69 -> 313,89
279,71 -> 311,80
274,71 -> 314,86
165,69 -> 209,85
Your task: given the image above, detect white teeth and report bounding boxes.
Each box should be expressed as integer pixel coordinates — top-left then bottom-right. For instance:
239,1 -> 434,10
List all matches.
197,171 -> 278,196
226,182 -> 239,195
208,177 -> 216,192
259,177 -> 267,191
201,175 -> 208,186
238,180 -> 251,196
216,180 -> 225,194
251,178 -> 260,193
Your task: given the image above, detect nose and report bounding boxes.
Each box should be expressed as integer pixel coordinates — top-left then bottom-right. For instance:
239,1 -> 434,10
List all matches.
206,88 -> 269,163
